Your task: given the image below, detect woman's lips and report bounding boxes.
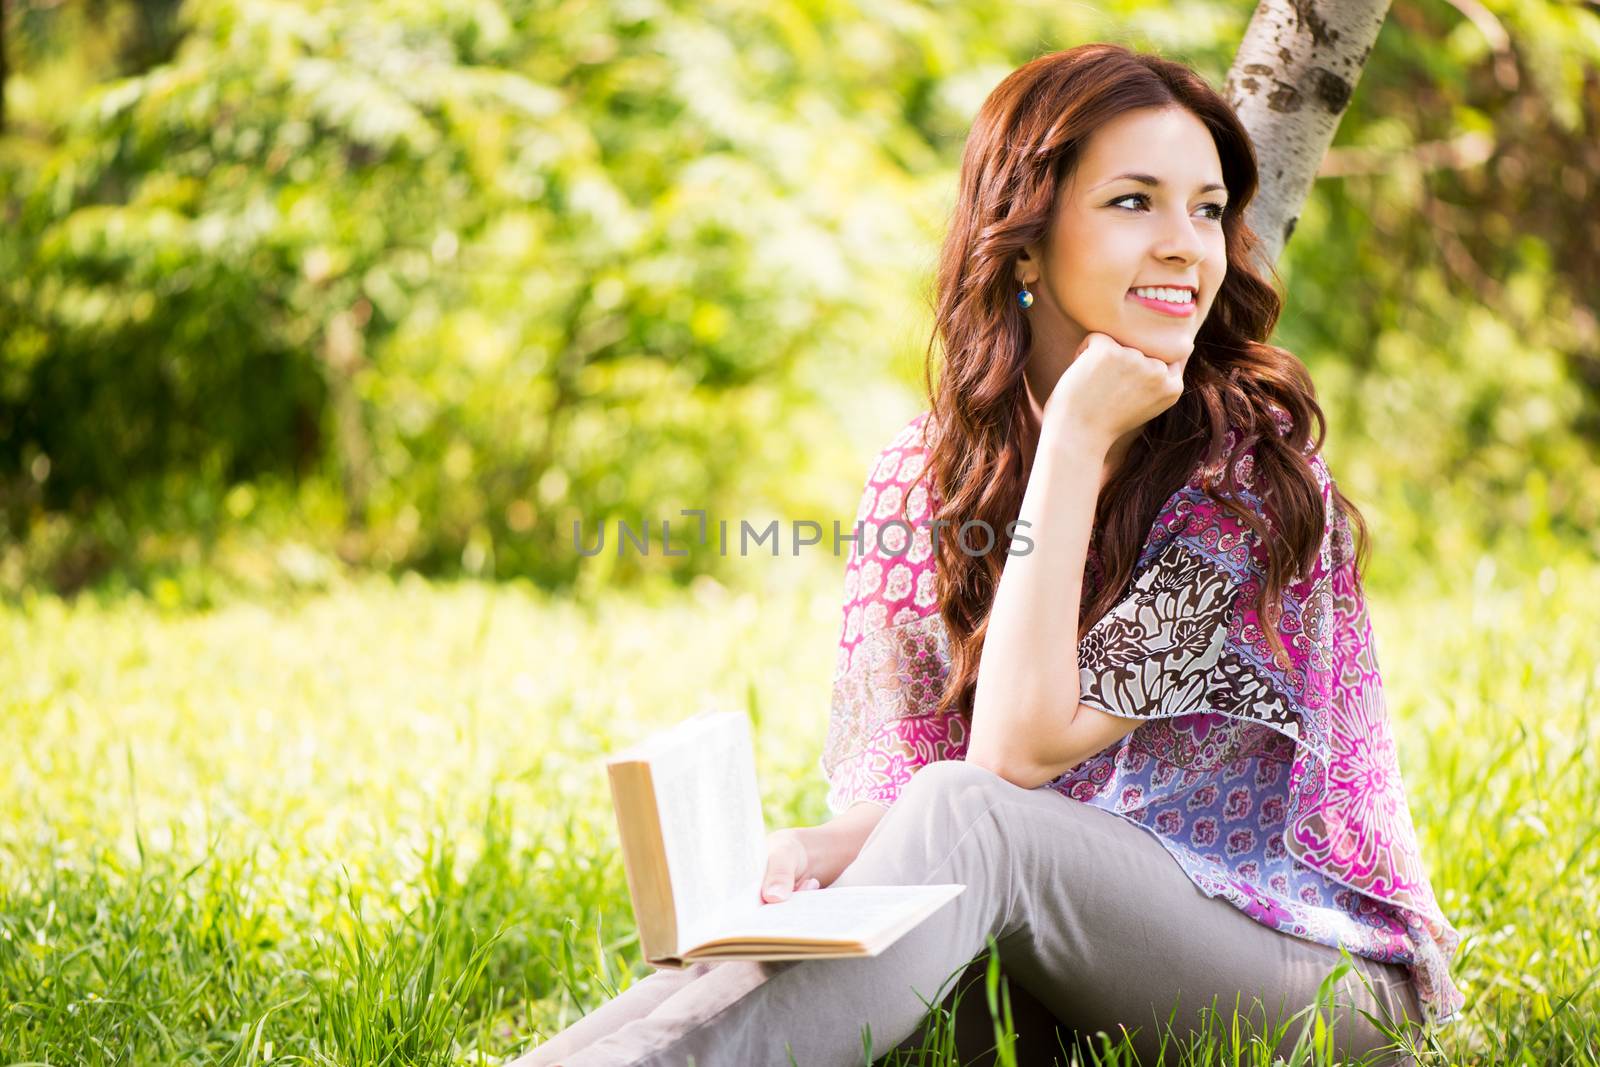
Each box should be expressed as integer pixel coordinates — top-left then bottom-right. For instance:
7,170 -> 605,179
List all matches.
1127,290 -> 1196,317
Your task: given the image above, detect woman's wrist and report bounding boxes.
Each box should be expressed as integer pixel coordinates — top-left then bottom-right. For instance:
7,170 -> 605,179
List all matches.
800,802 -> 887,887
1030,423 -> 1114,503
1039,417 -> 1114,462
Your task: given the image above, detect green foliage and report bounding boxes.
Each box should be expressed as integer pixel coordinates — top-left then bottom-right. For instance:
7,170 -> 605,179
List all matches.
2,0 -> 1597,598
0,0 -> 947,594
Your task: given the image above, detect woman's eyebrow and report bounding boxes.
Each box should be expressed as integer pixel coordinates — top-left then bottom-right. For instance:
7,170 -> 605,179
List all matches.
1093,172 -> 1227,196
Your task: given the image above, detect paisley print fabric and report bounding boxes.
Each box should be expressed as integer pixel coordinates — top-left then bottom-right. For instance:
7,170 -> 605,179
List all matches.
818,409 -> 1466,1026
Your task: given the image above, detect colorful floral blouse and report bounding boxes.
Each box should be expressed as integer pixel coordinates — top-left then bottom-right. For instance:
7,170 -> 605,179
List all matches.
819,410 -> 1466,1027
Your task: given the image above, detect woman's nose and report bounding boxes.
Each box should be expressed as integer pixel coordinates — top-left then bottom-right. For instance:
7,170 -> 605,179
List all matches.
1155,212 -> 1207,263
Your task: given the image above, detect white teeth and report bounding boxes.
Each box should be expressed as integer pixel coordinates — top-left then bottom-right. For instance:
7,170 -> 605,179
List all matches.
1132,286 -> 1193,304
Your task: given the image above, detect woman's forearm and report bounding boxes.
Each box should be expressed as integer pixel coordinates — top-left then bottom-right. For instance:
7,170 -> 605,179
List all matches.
796,801 -> 888,887
966,424 -> 1110,781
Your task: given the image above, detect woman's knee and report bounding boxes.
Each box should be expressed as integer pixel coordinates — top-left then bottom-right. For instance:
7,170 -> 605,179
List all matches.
843,760 -> 1013,888
891,759 -> 1015,831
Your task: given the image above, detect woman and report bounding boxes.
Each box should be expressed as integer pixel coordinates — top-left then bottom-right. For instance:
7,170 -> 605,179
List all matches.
516,43 -> 1464,1067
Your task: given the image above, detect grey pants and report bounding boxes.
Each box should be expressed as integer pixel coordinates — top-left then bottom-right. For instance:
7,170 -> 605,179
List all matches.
514,760 -> 1422,1066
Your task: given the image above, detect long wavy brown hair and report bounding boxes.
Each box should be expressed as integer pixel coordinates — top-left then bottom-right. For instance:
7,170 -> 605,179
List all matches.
920,43 -> 1370,720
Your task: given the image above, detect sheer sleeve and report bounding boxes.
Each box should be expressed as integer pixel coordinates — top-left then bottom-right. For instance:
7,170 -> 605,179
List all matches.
1074,423 -> 1304,740
1073,468 -> 1300,732
819,412 -> 962,814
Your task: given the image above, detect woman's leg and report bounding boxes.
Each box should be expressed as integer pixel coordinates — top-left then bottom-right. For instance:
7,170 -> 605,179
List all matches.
517,760 -> 1421,1066
873,772 -> 1422,1067
511,966 -> 703,1066
872,763 -> 1421,1066
965,774 -> 1423,1066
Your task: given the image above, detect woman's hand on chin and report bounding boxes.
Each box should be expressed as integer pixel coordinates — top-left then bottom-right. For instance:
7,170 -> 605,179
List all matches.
1042,330 -> 1186,448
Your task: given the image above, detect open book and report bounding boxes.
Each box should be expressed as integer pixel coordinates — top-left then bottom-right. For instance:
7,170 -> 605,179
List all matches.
604,709 -> 964,968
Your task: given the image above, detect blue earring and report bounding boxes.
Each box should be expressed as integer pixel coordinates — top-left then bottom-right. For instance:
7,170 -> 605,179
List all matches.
1017,287 -> 1034,309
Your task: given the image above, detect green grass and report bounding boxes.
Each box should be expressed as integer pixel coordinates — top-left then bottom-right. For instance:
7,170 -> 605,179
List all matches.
2,548 -> 1596,1065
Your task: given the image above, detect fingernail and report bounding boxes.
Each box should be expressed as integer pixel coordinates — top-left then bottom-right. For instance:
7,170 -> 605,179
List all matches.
765,884 -> 788,900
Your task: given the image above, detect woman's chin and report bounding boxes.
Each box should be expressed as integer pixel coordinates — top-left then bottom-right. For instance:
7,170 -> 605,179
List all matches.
1132,339 -> 1192,365
1114,322 -> 1192,358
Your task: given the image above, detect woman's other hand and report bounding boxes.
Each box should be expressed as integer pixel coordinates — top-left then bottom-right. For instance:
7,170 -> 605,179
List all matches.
762,827 -> 822,903
760,803 -> 888,903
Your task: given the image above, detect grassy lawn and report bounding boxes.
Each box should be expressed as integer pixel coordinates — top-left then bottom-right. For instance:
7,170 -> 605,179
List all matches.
2,553 -> 1596,1064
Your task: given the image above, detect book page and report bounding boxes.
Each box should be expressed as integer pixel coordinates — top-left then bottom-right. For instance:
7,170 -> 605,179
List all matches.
646,711 -> 767,949
695,884 -> 964,946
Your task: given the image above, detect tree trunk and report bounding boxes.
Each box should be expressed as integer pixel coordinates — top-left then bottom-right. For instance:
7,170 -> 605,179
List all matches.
1225,0 -> 1394,269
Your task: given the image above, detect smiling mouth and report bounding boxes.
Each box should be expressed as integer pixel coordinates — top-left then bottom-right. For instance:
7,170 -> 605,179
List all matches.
1127,288 -> 1196,317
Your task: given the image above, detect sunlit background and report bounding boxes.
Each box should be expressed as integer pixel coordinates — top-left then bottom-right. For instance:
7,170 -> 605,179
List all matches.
2,1 -> 1597,1063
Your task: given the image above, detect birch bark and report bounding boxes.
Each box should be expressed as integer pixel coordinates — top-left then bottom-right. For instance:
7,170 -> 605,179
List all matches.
1224,0 -> 1394,268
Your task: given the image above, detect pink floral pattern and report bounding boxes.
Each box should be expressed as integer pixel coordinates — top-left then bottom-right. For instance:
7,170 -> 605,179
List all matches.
818,410 -> 1466,1027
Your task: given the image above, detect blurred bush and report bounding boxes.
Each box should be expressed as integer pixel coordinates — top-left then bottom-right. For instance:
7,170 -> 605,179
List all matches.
0,0 -> 1596,600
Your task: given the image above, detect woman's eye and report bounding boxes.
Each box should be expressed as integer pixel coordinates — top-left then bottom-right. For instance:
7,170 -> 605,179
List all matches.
1111,193 -> 1226,221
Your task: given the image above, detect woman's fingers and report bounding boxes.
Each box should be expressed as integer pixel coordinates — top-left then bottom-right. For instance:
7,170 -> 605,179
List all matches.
761,829 -> 825,903
762,829 -> 808,902
760,874 -> 819,904
762,863 -> 796,902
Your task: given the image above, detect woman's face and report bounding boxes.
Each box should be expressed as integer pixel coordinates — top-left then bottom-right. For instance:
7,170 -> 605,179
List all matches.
1016,105 -> 1229,369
